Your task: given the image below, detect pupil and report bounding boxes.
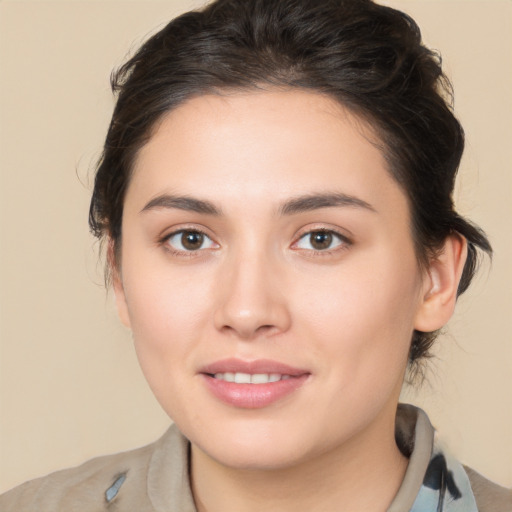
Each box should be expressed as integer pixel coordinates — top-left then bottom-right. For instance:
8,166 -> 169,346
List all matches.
311,231 -> 332,250
182,231 -> 203,250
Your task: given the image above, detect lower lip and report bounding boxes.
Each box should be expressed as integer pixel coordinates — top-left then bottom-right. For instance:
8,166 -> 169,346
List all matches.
201,374 -> 309,409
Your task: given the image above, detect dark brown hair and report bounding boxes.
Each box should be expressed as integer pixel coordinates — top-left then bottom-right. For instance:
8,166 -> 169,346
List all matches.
89,0 -> 491,373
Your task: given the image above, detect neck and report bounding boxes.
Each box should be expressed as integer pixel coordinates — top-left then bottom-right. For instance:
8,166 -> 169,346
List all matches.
190,409 -> 408,512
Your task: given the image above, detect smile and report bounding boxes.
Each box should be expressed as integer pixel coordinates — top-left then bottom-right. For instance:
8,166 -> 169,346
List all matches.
212,372 -> 292,384
200,359 -> 310,408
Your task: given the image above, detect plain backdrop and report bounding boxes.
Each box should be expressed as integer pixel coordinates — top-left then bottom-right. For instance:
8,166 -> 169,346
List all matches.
0,0 -> 511,493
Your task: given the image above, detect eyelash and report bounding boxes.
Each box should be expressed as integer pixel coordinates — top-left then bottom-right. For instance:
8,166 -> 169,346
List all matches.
292,228 -> 352,255
159,227 -> 352,257
160,228 -> 218,257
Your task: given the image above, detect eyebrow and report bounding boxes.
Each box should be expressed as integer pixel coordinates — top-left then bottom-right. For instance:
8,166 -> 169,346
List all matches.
140,192 -> 375,217
141,194 -> 222,215
279,193 -> 376,215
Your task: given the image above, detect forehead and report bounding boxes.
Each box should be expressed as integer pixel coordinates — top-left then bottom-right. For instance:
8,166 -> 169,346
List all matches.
128,90 -> 406,217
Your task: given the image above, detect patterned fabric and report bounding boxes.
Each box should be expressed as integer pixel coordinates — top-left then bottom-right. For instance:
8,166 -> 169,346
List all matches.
411,434 -> 478,512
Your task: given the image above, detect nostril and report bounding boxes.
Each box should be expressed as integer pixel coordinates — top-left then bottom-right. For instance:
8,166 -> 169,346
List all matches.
219,322 -> 279,340
213,280 -> 292,338
256,324 -> 276,334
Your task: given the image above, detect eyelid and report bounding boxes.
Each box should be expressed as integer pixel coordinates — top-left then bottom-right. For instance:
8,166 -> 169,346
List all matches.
160,225 -> 219,255
158,222 -> 214,241
291,226 -> 352,253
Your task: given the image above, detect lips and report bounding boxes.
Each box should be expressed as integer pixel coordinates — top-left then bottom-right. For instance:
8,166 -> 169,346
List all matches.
200,358 -> 310,409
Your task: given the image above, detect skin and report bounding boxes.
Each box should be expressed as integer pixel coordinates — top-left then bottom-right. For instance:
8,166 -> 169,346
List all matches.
113,90 -> 466,511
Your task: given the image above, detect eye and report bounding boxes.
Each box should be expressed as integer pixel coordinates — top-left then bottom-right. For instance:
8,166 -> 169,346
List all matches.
294,230 -> 348,251
164,230 -> 217,252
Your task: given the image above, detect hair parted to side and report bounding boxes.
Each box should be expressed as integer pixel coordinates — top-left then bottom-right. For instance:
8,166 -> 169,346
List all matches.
89,0 -> 491,377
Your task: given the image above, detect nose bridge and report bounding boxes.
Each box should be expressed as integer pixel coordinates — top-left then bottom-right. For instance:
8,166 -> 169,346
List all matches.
214,240 -> 290,339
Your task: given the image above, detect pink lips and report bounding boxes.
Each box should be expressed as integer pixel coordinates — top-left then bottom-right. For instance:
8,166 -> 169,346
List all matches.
200,358 -> 310,409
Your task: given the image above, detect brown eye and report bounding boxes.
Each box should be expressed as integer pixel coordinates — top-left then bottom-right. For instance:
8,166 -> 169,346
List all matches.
165,230 -> 217,252
181,231 -> 204,250
294,230 -> 347,252
310,231 -> 333,250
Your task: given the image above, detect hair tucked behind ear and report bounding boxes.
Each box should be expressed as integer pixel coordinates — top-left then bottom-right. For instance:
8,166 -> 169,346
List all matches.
89,0 -> 492,376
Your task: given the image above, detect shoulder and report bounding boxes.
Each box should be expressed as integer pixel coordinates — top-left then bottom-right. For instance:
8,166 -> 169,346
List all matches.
0,425 -> 184,512
464,466 -> 512,512
0,444 -> 155,511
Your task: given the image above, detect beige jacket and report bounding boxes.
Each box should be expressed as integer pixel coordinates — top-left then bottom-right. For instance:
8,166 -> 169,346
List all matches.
1,405 -> 510,511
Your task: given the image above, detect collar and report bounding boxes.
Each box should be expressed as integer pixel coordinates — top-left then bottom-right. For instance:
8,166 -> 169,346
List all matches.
389,404 -> 478,512
145,404 -> 478,512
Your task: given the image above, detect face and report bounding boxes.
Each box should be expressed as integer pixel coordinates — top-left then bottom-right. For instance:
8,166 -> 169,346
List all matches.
115,90 -> 432,470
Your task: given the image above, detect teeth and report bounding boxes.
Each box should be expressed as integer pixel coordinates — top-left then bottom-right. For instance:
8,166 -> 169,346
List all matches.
213,372 -> 290,384
235,372 -> 251,384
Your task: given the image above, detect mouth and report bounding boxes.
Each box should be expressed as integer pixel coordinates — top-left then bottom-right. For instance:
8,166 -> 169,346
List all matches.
210,372 -> 293,384
199,359 -> 310,409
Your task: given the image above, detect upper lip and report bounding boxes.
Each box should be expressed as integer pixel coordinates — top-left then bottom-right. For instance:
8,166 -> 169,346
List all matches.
200,358 -> 310,376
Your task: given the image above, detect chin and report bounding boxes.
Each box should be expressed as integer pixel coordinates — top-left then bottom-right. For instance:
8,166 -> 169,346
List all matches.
198,439 -> 310,471
185,415 -> 327,471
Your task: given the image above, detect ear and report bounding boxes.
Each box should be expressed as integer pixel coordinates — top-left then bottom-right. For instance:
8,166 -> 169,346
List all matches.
108,238 -> 131,329
414,234 -> 468,332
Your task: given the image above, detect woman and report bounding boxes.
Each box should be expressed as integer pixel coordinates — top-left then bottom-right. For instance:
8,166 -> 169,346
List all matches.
1,0 -> 510,510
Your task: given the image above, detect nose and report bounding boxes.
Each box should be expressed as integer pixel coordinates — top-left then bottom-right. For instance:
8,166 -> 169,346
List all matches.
213,249 -> 291,340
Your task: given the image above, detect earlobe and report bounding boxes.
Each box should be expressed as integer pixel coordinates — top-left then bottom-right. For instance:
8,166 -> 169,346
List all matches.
108,239 -> 132,329
414,234 -> 468,333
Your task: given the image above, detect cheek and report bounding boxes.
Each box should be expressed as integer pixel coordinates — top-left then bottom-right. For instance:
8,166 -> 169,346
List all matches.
295,249 -> 422,374
122,270 -> 215,422
120,261 -> 214,384
291,252 -> 422,428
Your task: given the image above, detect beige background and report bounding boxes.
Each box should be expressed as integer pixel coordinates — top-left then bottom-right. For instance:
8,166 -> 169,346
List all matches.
0,0 -> 511,494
